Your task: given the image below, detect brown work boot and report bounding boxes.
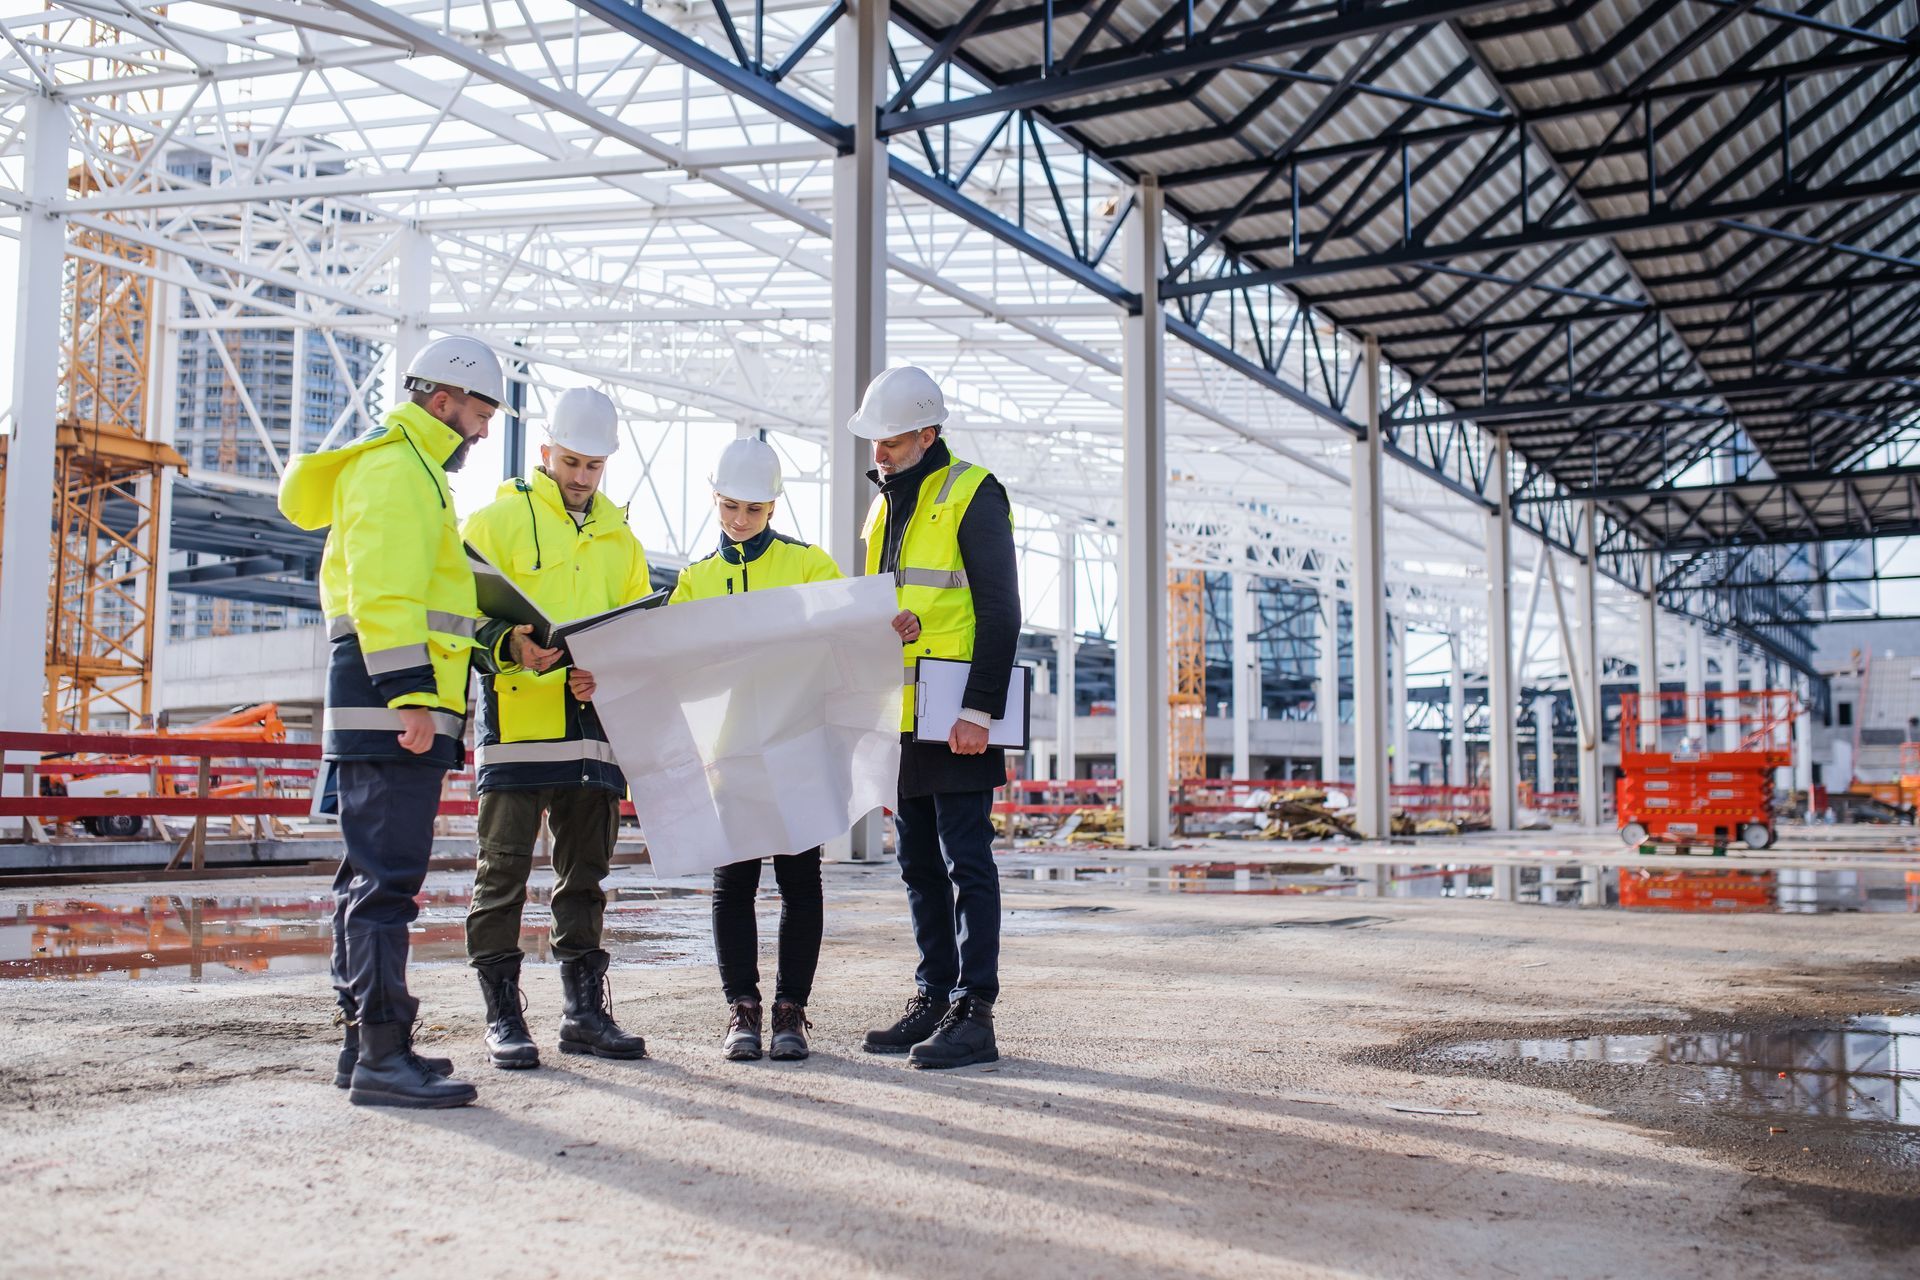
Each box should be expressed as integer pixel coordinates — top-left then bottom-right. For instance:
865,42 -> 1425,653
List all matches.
723,998 -> 763,1061
770,1000 -> 811,1061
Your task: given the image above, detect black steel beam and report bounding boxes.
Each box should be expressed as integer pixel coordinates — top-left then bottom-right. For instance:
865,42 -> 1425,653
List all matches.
878,0 -> 1515,134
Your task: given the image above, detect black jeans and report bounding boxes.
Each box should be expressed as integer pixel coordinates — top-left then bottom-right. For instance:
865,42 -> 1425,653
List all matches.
892,789 -> 999,1004
710,849 -> 822,1006
329,759 -> 444,1026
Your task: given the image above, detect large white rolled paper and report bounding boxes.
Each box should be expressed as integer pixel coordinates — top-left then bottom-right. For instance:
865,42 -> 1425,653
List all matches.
564,575 -> 903,876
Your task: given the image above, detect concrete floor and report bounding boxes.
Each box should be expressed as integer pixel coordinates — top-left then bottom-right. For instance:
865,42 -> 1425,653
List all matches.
2,853 -> 1916,1277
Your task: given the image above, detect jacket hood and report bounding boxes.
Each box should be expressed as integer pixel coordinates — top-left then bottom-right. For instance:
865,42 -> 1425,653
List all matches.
279,404 -> 462,531
504,467 -> 626,534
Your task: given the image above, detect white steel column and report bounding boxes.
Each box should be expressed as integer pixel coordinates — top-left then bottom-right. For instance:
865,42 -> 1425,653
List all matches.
1318,579 -> 1340,783
1231,571 -> 1255,779
1485,435 -> 1518,830
1390,615 -> 1411,786
1638,557 -> 1660,750
146,277 -> 182,721
830,0 -> 889,860
1120,176 -> 1169,848
1684,621 -> 1705,751
1792,673 -> 1814,815
0,97 -> 69,737
1573,503 -> 1602,828
1534,694 -> 1558,796
1447,629 -> 1467,788
1055,524 -> 1077,781
394,227 -> 431,377
1721,639 -> 1742,753
1350,336 -> 1389,838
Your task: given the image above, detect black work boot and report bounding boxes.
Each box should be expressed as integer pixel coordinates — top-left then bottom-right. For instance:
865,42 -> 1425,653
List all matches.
348,1021 -> 478,1109
724,999 -> 763,1061
334,1012 -> 452,1088
475,956 -> 540,1070
909,996 -> 998,1069
862,992 -> 950,1055
770,1000 -> 811,1062
559,950 -> 648,1060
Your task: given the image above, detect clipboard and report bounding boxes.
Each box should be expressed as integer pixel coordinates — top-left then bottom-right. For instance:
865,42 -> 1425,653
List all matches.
912,657 -> 1032,750
466,541 -> 667,660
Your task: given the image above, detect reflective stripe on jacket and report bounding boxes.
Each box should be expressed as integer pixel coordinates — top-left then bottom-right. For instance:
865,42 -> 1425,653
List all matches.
462,468 -> 651,793
862,455 -> 994,731
668,526 -> 842,603
279,402 -> 477,768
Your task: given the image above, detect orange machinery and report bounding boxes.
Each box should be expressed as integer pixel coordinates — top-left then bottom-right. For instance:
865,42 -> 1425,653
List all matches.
1617,689 -> 1795,850
40,703 -> 292,837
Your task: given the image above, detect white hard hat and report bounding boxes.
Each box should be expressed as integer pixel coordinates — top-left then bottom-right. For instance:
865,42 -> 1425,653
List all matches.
403,336 -> 516,414
710,437 -> 783,503
846,365 -> 947,439
546,387 -> 621,457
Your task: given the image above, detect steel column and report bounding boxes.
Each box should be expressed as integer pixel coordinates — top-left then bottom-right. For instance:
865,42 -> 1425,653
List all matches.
0,97 -> 69,737
1486,435 -> 1518,830
1351,336 -> 1390,838
1575,503 -> 1602,829
1391,613 -> 1411,786
1447,628 -> 1466,788
830,0 -> 889,861
1638,556 -> 1660,750
1232,570 -> 1255,780
1055,523 -> 1077,781
1120,176 -> 1168,847
1721,638 -> 1742,753
394,227 -> 431,379
1685,620 -> 1706,750
1534,694 -> 1557,796
1318,577 -> 1340,784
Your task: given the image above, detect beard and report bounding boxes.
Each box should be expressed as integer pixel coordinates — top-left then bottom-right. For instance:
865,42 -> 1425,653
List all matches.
444,436 -> 475,473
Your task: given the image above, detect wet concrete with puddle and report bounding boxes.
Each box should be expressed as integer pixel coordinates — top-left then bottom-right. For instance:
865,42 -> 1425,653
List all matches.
0,882 -> 712,982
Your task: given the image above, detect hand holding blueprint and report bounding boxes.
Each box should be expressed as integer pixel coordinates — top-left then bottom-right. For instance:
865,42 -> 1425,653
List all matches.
563,575 -> 903,877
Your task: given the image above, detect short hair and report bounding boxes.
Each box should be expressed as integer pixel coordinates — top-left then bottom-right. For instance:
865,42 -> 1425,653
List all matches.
408,381 -> 448,407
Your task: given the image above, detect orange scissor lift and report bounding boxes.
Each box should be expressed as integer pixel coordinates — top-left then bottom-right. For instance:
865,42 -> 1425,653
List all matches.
1617,689 -> 1796,851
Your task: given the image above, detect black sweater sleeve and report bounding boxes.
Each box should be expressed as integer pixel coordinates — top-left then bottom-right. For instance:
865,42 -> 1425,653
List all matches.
956,475 -> 1021,715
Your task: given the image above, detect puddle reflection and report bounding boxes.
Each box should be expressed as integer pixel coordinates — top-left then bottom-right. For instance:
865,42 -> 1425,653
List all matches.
1444,1017 -> 1920,1131
1004,861 -> 1920,914
0,884 -> 711,982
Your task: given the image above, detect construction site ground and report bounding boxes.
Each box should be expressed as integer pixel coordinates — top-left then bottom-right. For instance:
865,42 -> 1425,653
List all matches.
3,833 -> 1917,1277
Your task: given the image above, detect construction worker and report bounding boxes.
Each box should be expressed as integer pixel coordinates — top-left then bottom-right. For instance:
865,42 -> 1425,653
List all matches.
278,334 -> 510,1109
669,438 -> 843,1062
850,367 -> 1020,1069
461,386 -> 651,1069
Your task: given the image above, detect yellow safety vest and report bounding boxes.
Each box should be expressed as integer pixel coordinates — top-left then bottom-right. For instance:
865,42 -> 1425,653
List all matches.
461,469 -> 650,791
670,528 -> 842,602
279,402 -> 478,767
862,455 -> 995,731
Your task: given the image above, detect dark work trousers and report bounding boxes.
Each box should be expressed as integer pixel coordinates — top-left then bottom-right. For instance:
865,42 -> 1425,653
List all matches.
892,789 -> 1000,1005
329,759 -> 445,1027
710,848 -> 823,1006
466,786 -> 621,966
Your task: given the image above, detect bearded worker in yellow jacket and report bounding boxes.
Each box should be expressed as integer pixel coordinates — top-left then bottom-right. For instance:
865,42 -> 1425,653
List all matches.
279,335 -> 509,1110
461,387 -> 651,1070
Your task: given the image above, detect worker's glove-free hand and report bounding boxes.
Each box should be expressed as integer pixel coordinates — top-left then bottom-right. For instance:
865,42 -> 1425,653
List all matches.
395,707 -> 437,754
948,720 -> 990,755
891,610 -> 922,643
509,623 -> 564,673
568,669 -> 597,702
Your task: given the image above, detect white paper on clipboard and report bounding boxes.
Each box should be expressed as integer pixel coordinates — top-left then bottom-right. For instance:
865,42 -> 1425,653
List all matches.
912,657 -> 1031,749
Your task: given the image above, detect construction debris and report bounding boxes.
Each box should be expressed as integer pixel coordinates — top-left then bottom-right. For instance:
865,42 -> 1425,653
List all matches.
1258,788 -> 1360,841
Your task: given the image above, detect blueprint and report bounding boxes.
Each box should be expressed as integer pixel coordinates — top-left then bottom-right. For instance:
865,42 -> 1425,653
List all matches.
563,575 -> 903,876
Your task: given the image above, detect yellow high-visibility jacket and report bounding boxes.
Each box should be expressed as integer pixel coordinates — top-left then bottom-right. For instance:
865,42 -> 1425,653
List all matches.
862,454 -> 994,731
278,402 -> 478,769
463,468 -> 651,793
669,526 -> 842,603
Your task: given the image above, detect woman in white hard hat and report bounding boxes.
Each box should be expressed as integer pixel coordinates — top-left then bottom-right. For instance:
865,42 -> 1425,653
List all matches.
670,437 -> 842,1062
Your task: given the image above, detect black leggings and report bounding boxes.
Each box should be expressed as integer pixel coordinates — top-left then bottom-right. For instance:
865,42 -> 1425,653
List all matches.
710,848 -> 822,1006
